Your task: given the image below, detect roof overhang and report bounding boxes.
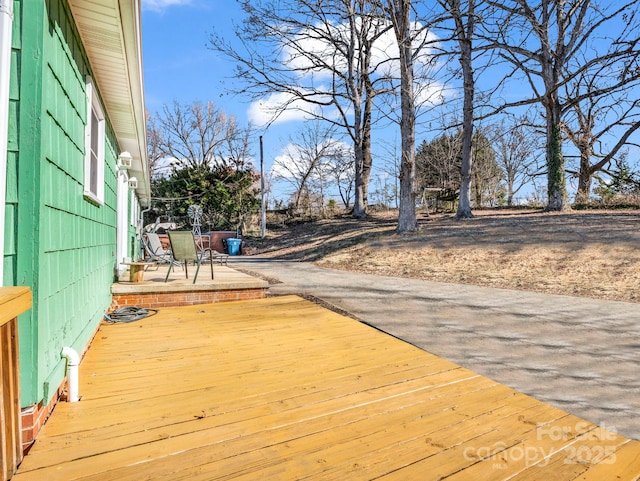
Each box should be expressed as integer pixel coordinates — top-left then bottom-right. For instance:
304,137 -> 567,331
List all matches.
68,0 -> 150,207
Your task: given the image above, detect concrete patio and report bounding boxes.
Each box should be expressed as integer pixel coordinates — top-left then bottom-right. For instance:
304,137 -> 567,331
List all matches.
111,261 -> 268,310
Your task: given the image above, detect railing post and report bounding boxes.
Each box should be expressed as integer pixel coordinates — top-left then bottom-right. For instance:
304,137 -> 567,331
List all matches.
0,287 -> 31,481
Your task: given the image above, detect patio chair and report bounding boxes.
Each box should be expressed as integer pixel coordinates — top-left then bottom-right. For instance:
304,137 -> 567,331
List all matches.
143,233 -> 172,265
164,231 -> 214,283
212,250 -> 229,266
200,247 -> 229,266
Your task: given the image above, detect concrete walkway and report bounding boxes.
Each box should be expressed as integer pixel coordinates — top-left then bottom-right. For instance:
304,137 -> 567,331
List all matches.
230,258 -> 640,440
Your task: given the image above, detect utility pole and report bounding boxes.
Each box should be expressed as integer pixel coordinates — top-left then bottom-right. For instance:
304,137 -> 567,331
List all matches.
260,135 -> 266,239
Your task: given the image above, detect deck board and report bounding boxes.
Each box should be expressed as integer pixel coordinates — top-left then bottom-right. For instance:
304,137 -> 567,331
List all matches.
14,295 -> 640,480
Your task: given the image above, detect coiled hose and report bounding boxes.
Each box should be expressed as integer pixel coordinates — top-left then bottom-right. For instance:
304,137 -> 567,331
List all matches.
104,306 -> 158,323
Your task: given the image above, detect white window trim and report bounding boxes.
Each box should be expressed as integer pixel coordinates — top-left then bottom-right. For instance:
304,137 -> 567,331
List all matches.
83,76 -> 105,204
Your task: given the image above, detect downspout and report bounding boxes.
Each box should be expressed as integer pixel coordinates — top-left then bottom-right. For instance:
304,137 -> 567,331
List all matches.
61,347 -> 80,402
0,0 -> 14,285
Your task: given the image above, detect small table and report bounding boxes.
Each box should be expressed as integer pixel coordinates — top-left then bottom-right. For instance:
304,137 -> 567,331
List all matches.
123,262 -> 155,283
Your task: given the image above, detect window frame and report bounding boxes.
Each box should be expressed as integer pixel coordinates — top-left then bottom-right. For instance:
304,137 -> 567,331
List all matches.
83,76 -> 106,204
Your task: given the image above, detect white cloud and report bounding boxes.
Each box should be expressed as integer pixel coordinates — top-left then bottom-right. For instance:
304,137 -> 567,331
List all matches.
283,26 -> 346,79
249,21 -> 450,127
279,20 -> 449,112
270,145 -> 299,179
142,0 -> 192,13
270,139 -> 352,179
415,80 -> 451,106
247,92 -> 327,127
283,20 -> 440,83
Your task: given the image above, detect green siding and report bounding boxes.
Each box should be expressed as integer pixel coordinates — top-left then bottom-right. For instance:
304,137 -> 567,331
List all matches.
9,0 -> 121,406
14,0 -> 46,407
4,1 -> 22,285
129,225 -> 137,260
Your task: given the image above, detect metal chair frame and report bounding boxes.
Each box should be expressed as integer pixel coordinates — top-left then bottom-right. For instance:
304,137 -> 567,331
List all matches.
143,233 -> 172,264
163,231 -> 214,284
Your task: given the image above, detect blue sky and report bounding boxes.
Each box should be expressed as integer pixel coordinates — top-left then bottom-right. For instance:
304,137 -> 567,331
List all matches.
141,0 -> 407,203
142,1 -> 247,121
141,0 -> 335,201
140,0 -> 640,205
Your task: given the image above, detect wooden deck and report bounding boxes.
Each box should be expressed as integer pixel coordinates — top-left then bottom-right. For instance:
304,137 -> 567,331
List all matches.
14,296 -> 640,480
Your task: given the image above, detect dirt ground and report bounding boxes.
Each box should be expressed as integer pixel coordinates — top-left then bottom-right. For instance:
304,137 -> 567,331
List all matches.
245,209 -> 640,303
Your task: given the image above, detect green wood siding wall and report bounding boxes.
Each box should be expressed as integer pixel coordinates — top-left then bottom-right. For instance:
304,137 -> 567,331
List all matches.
4,0 -> 22,287
129,216 -> 137,259
10,0 -> 120,406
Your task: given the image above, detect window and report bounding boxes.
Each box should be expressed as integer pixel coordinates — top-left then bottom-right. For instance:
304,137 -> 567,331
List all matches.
84,77 -> 105,203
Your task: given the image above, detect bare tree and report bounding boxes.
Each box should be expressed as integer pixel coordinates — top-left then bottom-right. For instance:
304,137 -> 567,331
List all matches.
471,127 -> 502,206
484,0 -> 640,211
210,0 -> 395,218
375,137 -> 401,208
435,0 -> 482,218
146,109 -> 168,179
326,147 -> 356,210
272,122 -> 347,215
155,100 -> 247,170
224,121 -> 255,170
147,101 -> 259,230
384,0 -> 417,232
492,118 -> 542,205
561,57 -> 640,202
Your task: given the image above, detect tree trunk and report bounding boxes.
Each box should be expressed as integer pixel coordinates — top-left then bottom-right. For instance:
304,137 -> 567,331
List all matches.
393,0 -> 417,232
352,143 -> 367,218
362,75 -> 374,211
457,127 -> 474,217
575,147 -> 593,204
453,0 -> 474,219
352,90 -> 366,218
507,175 -> 515,206
539,4 -> 569,212
546,121 -> 569,211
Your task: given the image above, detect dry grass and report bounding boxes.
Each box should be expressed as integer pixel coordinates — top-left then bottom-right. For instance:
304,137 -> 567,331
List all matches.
246,209 -> 640,303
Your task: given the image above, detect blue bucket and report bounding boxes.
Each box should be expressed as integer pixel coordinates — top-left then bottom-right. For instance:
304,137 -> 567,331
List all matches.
226,238 -> 242,256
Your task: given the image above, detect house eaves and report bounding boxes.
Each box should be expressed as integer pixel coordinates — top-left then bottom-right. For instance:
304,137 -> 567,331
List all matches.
68,0 -> 150,206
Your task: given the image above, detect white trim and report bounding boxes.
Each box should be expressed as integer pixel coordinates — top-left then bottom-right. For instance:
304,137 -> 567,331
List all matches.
116,170 -> 129,270
130,194 -> 139,227
68,0 -> 150,205
0,0 -> 14,285
83,76 -> 105,204
131,194 -> 140,260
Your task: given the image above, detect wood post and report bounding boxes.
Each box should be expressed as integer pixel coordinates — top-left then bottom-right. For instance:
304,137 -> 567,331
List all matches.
129,263 -> 145,283
0,287 -> 31,481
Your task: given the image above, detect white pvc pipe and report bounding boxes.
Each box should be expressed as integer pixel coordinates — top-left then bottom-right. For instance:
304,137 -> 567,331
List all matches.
61,346 -> 80,402
0,0 -> 14,285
